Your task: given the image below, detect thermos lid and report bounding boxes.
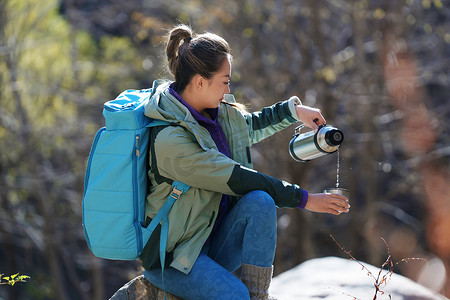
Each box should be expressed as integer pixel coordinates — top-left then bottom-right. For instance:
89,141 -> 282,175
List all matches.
325,129 -> 344,146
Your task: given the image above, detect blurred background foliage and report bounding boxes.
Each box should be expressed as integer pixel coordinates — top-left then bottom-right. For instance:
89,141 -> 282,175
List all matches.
0,0 -> 449,299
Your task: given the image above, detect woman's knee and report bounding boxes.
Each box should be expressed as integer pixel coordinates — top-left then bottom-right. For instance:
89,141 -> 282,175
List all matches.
241,190 -> 276,211
239,190 -> 277,225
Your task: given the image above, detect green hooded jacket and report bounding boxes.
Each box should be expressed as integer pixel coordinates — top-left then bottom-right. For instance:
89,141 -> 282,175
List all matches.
141,79 -> 306,274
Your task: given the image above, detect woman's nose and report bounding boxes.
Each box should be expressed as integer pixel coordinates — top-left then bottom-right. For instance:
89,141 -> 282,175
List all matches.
225,84 -> 230,94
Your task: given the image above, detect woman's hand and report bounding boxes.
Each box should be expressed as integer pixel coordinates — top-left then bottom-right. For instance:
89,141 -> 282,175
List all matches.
295,105 -> 326,131
305,193 -> 350,215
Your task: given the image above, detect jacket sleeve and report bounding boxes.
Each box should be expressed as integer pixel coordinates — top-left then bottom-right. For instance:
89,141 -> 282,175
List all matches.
153,126 -> 304,208
226,164 -> 305,208
244,96 -> 301,145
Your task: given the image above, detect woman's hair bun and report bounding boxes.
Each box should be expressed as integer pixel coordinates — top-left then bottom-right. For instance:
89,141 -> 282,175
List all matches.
166,25 -> 193,74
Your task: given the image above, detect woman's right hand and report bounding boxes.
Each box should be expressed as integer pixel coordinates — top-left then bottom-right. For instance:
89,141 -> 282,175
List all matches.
295,105 -> 326,132
304,193 -> 350,215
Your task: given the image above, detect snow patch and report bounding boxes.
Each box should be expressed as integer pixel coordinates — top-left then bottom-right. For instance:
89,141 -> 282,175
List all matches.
270,257 -> 447,300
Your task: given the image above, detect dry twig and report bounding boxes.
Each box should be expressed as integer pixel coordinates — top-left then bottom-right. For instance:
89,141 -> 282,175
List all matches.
330,235 -> 427,300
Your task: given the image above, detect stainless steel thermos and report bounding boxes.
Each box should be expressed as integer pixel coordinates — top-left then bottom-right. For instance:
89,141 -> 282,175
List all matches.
289,119 -> 344,162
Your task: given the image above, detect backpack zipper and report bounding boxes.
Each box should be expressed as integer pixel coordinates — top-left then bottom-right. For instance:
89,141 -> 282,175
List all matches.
133,133 -> 143,254
135,135 -> 140,157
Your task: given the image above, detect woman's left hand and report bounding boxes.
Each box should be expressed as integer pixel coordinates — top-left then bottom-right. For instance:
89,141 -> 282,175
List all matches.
295,105 -> 326,132
305,193 -> 350,215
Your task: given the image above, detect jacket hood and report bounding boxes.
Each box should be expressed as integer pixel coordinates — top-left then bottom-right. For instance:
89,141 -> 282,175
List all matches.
144,79 -> 190,124
144,79 -> 237,125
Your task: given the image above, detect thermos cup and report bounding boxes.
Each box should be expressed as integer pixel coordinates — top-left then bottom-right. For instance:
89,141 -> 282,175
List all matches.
324,188 -> 350,201
289,119 -> 344,162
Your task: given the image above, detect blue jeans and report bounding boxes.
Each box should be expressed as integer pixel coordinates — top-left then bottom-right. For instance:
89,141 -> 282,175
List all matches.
143,190 -> 277,300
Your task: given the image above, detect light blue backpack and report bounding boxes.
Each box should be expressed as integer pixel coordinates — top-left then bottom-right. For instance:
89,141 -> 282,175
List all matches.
82,88 -> 189,263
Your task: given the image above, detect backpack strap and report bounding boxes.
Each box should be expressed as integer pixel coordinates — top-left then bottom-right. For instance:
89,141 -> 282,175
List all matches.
142,180 -> 190,298
142,181 -> 190,259
160,181 -> 190,294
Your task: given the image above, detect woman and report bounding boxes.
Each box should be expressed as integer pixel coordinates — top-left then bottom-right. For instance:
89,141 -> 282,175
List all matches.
141,24 -> 350,300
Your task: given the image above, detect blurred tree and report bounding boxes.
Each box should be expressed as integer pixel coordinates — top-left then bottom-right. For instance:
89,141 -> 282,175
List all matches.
0,0 -> 156,299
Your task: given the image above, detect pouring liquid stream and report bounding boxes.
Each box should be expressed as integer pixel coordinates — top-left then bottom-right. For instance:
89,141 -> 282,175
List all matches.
336,148 -> 340,188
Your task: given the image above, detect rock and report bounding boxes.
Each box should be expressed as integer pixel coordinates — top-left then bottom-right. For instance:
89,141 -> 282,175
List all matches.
110,257 -> 448,299
109,275 -> 181,300
269,256 -> 448,300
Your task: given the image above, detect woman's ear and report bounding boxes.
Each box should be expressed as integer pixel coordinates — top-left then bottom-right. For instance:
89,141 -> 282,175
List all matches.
192,74 -> 206,90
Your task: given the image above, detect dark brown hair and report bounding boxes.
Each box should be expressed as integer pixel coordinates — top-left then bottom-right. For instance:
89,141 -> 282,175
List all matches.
166,24 -> 232,93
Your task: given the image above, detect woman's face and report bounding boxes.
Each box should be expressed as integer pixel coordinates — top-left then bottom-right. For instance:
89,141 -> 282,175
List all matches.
203,57 -> 231,109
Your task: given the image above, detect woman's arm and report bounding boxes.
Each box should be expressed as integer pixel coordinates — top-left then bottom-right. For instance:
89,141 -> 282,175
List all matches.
152,126 -> 350,214
243,96 -> 328,145
243,96 -> 300,145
